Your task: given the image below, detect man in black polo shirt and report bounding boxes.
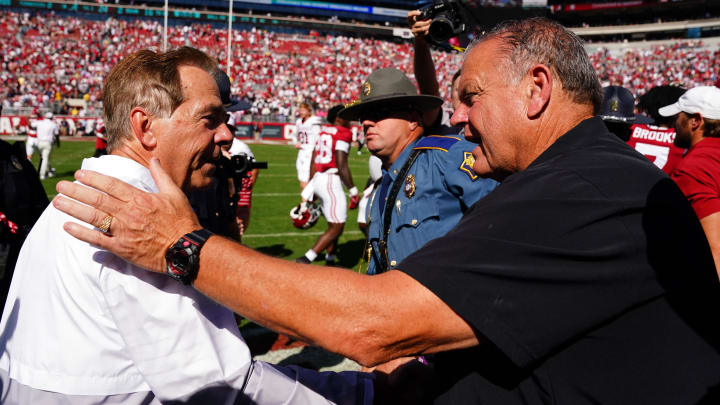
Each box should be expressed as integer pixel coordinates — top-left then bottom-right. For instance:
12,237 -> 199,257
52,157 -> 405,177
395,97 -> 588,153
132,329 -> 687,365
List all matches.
52,18 -> 720,404
397,18 -> 720,403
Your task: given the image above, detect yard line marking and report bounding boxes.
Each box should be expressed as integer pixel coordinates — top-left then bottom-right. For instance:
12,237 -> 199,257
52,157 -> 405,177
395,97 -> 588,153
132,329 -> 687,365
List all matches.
243,230 -> 364,238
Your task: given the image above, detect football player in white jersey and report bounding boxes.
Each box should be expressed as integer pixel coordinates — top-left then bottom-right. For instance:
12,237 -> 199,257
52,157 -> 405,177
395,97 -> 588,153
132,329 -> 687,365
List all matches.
294,102 -> 321,189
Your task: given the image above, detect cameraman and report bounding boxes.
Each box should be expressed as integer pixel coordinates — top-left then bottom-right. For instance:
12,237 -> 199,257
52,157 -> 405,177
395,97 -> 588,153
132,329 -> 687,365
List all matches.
408,9 -> 461,128
227,136 -> 259,237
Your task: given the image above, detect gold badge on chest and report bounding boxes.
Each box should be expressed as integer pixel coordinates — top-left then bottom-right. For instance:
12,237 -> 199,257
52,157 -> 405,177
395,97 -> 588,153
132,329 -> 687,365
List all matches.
404,174 -> 416,198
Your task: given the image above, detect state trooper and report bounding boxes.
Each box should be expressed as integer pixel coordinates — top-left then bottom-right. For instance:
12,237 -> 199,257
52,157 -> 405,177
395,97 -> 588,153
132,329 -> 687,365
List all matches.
339,68 -> 497,274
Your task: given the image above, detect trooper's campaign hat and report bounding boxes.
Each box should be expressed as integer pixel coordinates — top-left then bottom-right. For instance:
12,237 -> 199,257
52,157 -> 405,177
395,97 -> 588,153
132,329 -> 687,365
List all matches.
599,86 -> 635,124
338,68 -> 443,121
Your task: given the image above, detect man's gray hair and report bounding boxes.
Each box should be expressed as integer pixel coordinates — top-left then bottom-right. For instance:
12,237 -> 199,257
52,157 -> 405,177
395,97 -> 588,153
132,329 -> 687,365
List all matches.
102,47 -> 218,152
467,18 -> 602,114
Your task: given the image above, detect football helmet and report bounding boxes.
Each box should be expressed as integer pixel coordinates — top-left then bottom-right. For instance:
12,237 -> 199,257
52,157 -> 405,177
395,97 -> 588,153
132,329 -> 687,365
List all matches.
290,202 -> 321,229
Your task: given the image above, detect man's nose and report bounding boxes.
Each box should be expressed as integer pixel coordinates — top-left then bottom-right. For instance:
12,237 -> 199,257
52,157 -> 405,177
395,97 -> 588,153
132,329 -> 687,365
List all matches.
216,123 -> 233,145
450,105 -> 468,127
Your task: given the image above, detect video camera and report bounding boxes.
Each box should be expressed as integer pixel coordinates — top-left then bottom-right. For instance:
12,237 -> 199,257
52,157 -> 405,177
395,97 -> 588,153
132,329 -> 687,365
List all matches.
214,153 -> 268,190
419,0 -> 466,44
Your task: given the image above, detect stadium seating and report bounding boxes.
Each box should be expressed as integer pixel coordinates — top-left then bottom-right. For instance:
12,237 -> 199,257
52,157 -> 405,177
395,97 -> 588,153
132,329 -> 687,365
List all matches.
1,10 -> 719,122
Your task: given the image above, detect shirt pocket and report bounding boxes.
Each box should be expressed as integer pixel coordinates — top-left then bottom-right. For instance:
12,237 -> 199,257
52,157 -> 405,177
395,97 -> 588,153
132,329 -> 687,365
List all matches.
394,195 -> 439,233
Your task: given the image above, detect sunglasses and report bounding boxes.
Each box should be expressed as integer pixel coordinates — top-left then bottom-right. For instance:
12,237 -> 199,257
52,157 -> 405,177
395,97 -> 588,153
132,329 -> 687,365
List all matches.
358,105 -> 417,123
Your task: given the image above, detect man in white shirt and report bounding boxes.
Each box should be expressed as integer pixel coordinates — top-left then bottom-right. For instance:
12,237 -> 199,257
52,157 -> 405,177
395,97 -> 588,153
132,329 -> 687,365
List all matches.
33,111 -> 58,179
0,46 -> 373,405
293,102 -> 321,190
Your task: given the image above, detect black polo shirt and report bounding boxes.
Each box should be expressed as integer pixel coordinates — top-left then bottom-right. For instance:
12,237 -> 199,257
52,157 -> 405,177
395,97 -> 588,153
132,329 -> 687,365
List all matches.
400,117 -> 720,404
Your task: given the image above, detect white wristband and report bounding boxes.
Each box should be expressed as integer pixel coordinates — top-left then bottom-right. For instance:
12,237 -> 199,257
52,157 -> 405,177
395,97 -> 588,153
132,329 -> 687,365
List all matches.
349,187 -> 359,197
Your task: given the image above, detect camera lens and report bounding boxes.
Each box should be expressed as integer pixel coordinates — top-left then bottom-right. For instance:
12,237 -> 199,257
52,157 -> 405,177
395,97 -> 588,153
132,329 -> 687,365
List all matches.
429,16 -> 455,42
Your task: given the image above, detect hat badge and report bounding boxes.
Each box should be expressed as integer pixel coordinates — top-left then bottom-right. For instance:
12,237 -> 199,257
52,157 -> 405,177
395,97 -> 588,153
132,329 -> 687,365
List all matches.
610,99 -> 619,112
362,81 -> 372,97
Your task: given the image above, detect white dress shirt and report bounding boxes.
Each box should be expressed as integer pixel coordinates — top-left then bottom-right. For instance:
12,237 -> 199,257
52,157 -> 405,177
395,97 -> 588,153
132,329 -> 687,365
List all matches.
0,155 -> 373,404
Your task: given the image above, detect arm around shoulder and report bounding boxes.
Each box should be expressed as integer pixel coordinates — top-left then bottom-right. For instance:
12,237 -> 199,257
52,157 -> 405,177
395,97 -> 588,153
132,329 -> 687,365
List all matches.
192,236 -> 480,366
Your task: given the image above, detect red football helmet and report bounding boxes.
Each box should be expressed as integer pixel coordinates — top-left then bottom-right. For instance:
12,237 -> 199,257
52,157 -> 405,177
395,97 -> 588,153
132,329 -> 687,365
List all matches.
348,194 -> 360,210
290,202 -> 320,230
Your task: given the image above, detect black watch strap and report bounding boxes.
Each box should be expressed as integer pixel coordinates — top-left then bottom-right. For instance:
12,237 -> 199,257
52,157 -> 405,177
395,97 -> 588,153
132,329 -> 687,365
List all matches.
165,229 -> 214,285
184,229 -> 214,246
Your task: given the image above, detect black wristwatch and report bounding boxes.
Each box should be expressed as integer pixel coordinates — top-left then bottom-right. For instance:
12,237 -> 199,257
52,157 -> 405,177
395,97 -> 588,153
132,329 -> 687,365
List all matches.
165,229 -> 214,285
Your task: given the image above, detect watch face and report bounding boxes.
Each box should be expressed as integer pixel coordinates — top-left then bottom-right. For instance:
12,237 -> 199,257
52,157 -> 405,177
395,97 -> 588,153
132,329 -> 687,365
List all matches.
171,253 -> 190,269
168,243 -> 194,277
166,230 -> 212,284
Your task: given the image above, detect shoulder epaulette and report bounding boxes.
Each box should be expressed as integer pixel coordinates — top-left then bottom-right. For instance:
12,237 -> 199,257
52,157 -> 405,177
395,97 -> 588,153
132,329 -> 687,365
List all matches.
413,135 -> 461,152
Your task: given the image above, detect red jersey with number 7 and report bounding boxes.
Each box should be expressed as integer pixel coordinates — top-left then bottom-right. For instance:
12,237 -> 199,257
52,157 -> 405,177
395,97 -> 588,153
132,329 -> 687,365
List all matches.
314,125 -> 353,173
627,124 -> 685,175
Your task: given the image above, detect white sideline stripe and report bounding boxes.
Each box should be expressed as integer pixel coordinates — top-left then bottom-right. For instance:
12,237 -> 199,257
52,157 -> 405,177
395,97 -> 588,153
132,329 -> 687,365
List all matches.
266,163 -> 368,168
254,193 -> 300,197
254,192 -> 357,197
243,230 -> 363,238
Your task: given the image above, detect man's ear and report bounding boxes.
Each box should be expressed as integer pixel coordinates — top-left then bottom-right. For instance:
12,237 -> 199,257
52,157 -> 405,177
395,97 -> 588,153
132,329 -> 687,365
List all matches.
129,107 -> 156,149
526,64 -> 552,119
690,113 -> 703,132
408,110 -> 423,131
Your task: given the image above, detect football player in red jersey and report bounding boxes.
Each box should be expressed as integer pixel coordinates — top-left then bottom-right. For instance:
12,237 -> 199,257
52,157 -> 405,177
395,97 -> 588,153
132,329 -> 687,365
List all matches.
295,105 -> 358,265
629,85 -> 686,175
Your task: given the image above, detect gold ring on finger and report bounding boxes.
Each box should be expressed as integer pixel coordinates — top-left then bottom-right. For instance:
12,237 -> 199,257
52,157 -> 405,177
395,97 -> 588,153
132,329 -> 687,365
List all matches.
99,215 -> 113,233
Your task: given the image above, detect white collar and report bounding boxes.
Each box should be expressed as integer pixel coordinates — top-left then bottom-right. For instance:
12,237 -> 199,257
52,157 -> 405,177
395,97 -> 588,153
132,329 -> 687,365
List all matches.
80,155 -> 159,193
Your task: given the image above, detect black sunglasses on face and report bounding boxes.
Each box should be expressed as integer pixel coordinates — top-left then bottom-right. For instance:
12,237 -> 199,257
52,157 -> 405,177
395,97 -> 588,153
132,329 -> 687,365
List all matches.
359,105 -> 416,123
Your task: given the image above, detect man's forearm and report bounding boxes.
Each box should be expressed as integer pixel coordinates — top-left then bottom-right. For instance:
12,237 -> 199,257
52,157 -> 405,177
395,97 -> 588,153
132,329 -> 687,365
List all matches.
193,236 -> 479,366
336,152 -> 355,190
413,37 -> 439,97
339,166 -> 354,190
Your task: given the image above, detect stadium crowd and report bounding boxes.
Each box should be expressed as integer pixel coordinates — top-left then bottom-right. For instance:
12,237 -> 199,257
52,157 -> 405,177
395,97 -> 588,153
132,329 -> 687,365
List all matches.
591,41 -> 720,95
3,10 -> 719,122
0,10 -> 461,120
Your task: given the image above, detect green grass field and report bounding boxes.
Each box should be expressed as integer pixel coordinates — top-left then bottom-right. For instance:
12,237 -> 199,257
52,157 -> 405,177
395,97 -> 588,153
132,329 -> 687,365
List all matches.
32,139 -> 372,271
